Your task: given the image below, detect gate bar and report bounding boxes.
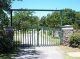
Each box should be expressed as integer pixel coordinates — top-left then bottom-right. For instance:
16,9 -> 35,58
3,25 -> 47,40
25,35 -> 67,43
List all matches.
9,9 -> 63,11
9,9 -> 63,26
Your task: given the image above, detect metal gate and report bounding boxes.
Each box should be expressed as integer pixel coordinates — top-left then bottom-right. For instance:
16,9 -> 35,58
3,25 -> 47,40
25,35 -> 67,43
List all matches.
13,27 -> 62,46
9,9 -> 63,47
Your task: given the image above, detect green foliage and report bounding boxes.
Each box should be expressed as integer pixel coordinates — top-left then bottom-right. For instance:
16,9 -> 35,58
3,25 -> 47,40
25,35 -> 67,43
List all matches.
46,12 -> 61,28
40,16 -> 47,27
0,0 -> 11,28
69,33 -> 80,48
0,0 -> 11,11
13,11 -> 39,29
0,54 -> 12,59
40,8 -> 80,29
0,13 -> 9,28
0,29 -> 20,54
62,9 -> 76,25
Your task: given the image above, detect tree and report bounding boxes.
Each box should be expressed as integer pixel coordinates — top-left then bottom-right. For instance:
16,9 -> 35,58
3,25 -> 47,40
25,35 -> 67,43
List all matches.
30,16 -> 39,28
13,11 -> 39,29
40,16 -> 47,27
0,0 -> 12,27
74,12 -> 80,29
46,12 -> 61,28
39,8 -> 80,29
0,0 -> 21,55
62,9 -> 76,25
40,12 -> 61,28
0,0 -> 11,10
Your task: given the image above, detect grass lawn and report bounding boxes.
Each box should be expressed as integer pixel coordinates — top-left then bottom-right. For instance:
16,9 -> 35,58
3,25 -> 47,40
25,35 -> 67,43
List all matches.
59,46 -> 80,59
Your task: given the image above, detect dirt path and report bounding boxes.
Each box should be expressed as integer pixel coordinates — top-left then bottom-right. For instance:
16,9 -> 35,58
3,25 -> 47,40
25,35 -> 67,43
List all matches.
13,46 -> 64,59
36,46 -> 64,59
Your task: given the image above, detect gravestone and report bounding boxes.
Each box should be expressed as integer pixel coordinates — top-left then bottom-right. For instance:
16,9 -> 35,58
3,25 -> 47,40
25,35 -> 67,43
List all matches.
62,25 -> 73,46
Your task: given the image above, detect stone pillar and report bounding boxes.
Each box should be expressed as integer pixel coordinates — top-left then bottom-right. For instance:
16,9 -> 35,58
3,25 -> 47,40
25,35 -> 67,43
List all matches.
4,26 -> 14,42
62,25 -> 73,46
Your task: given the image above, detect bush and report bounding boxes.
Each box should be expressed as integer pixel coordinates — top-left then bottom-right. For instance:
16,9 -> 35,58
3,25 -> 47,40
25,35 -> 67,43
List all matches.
0,29 -> 20,54
69,33 -> 80,48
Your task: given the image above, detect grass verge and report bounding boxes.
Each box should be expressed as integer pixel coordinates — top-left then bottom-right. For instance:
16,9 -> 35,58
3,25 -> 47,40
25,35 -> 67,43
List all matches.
59,46 -> 80,59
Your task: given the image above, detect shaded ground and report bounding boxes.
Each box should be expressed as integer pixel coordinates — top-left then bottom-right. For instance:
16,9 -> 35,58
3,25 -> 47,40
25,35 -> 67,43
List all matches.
12,46 -> 64,59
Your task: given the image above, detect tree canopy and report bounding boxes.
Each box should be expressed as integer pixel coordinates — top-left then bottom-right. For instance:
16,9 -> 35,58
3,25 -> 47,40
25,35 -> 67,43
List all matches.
13,11 -> 39,29
40,8 -> 80,29
0,0 -> 12,28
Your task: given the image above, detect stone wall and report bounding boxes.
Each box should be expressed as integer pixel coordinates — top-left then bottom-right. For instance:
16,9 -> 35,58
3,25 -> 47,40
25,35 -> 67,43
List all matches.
62,25 -> 73,46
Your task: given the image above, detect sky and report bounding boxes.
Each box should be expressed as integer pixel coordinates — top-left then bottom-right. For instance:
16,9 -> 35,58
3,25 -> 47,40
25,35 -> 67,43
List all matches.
12,0 -> 80,18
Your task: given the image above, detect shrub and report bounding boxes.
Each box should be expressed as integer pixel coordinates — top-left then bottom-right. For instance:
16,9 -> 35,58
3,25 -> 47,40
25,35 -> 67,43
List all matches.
0,29 -> 20,54
69,33 -> 80,48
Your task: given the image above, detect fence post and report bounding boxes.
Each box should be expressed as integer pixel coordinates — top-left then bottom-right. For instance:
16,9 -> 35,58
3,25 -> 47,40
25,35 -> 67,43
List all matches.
60,10 -> 63,45
37,29 -> 39,46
